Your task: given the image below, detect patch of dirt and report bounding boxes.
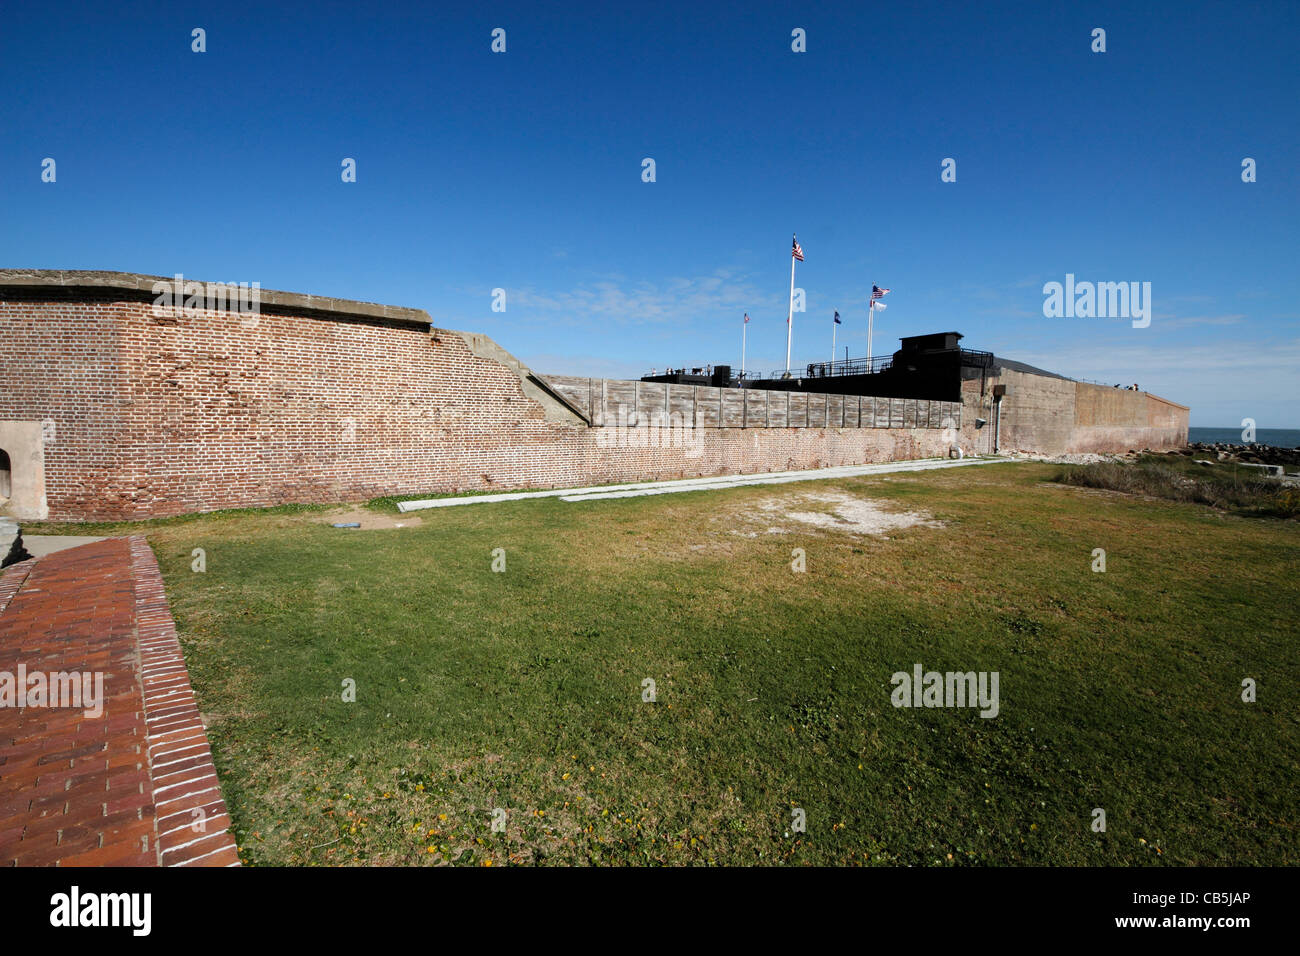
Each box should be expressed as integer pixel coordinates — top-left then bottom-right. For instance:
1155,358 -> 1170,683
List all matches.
319,508 -> 423,530
726,491 -> 943,537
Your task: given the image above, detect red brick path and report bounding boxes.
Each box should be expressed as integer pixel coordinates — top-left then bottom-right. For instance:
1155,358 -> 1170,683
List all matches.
0,537 -> 238,866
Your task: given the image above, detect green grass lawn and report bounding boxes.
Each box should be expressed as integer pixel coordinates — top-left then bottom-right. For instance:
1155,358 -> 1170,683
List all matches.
36,462 -> 1299,865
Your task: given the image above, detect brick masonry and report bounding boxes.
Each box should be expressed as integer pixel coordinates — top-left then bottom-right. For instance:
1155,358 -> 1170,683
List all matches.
0,272 -> 1187,522
0,538 -> 238,866
129,537 -> 239,867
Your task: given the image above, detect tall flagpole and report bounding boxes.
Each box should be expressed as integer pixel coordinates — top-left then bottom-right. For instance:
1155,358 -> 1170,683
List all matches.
867,293 -> 874,366
785,237 -> 797,374
831,313 -> 837,367
741,314 -> 747,379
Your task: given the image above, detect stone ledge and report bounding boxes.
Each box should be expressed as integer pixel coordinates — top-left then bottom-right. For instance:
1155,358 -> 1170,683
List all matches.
0,268 -> 433,329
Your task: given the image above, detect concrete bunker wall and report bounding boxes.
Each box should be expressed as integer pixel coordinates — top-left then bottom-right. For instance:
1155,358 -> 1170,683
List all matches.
961,368 -> 1189,456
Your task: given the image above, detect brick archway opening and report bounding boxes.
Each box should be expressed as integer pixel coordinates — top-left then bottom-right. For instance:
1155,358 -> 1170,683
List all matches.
0,448 -> 11,501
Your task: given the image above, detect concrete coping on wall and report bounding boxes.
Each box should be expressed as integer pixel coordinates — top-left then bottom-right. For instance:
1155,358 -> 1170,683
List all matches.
1140,392 -> 1191,412
0,269 -> 433,328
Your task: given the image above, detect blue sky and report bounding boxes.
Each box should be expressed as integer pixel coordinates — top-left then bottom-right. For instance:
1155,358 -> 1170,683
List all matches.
2,1 -> 1297,426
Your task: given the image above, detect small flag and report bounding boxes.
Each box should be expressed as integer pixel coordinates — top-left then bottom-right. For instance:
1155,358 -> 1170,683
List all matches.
872,301 -> 887,311
792,237 -> 804,261
833,311 -> 841,324
871,285 -> 890,300
744,313 -> 750,324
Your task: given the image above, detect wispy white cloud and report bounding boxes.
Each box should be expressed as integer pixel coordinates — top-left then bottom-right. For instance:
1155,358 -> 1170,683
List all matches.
508,269 -> 778,327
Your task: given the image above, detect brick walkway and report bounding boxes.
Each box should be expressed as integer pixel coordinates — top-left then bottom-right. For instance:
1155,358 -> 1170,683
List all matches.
0,537 -> 239,866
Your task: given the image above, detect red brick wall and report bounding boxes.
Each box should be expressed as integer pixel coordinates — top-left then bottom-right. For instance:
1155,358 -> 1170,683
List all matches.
2,293 -> 1189,522
1,294 -> 958,521
0,290 -> 132,518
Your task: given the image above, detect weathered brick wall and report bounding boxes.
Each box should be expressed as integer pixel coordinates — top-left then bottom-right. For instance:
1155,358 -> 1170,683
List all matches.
2,292 -> 959,521
0,289 -> 131,519
1,279 -> 1188,522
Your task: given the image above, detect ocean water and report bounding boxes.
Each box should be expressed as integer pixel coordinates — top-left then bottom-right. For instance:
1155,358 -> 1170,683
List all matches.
1188,427 -> 1300,448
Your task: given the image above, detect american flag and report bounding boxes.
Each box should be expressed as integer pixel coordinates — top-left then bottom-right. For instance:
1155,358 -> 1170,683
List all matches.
744,313 -> 750,324
792,237 -> 804,261
833,311 -> 841,324
871,285 -> 890,300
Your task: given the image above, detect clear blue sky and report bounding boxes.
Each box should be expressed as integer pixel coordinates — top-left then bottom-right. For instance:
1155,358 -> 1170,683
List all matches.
3,1 -> 1296,426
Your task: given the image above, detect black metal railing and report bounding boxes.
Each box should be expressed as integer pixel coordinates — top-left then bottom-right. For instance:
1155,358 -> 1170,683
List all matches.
662,347 -> 997,385
738,355 -> 895,381
801,355 -> 895,378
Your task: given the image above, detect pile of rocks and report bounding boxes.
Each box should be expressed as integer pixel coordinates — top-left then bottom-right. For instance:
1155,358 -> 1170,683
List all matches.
1184,442 -> 1300,468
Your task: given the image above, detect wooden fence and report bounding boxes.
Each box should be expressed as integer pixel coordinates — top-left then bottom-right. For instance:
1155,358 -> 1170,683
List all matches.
541,376 -> 961,430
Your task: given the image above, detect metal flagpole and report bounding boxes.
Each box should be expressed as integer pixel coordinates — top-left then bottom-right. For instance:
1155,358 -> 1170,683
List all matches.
831,313 -> 837,367
741,314 -> 747,379
867,293 -> 874,366
785,239 -> 797,374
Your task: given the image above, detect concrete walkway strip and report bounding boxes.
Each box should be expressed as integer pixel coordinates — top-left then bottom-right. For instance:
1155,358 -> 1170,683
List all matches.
20,535 -> 108,559
396,457 -> 1013,511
